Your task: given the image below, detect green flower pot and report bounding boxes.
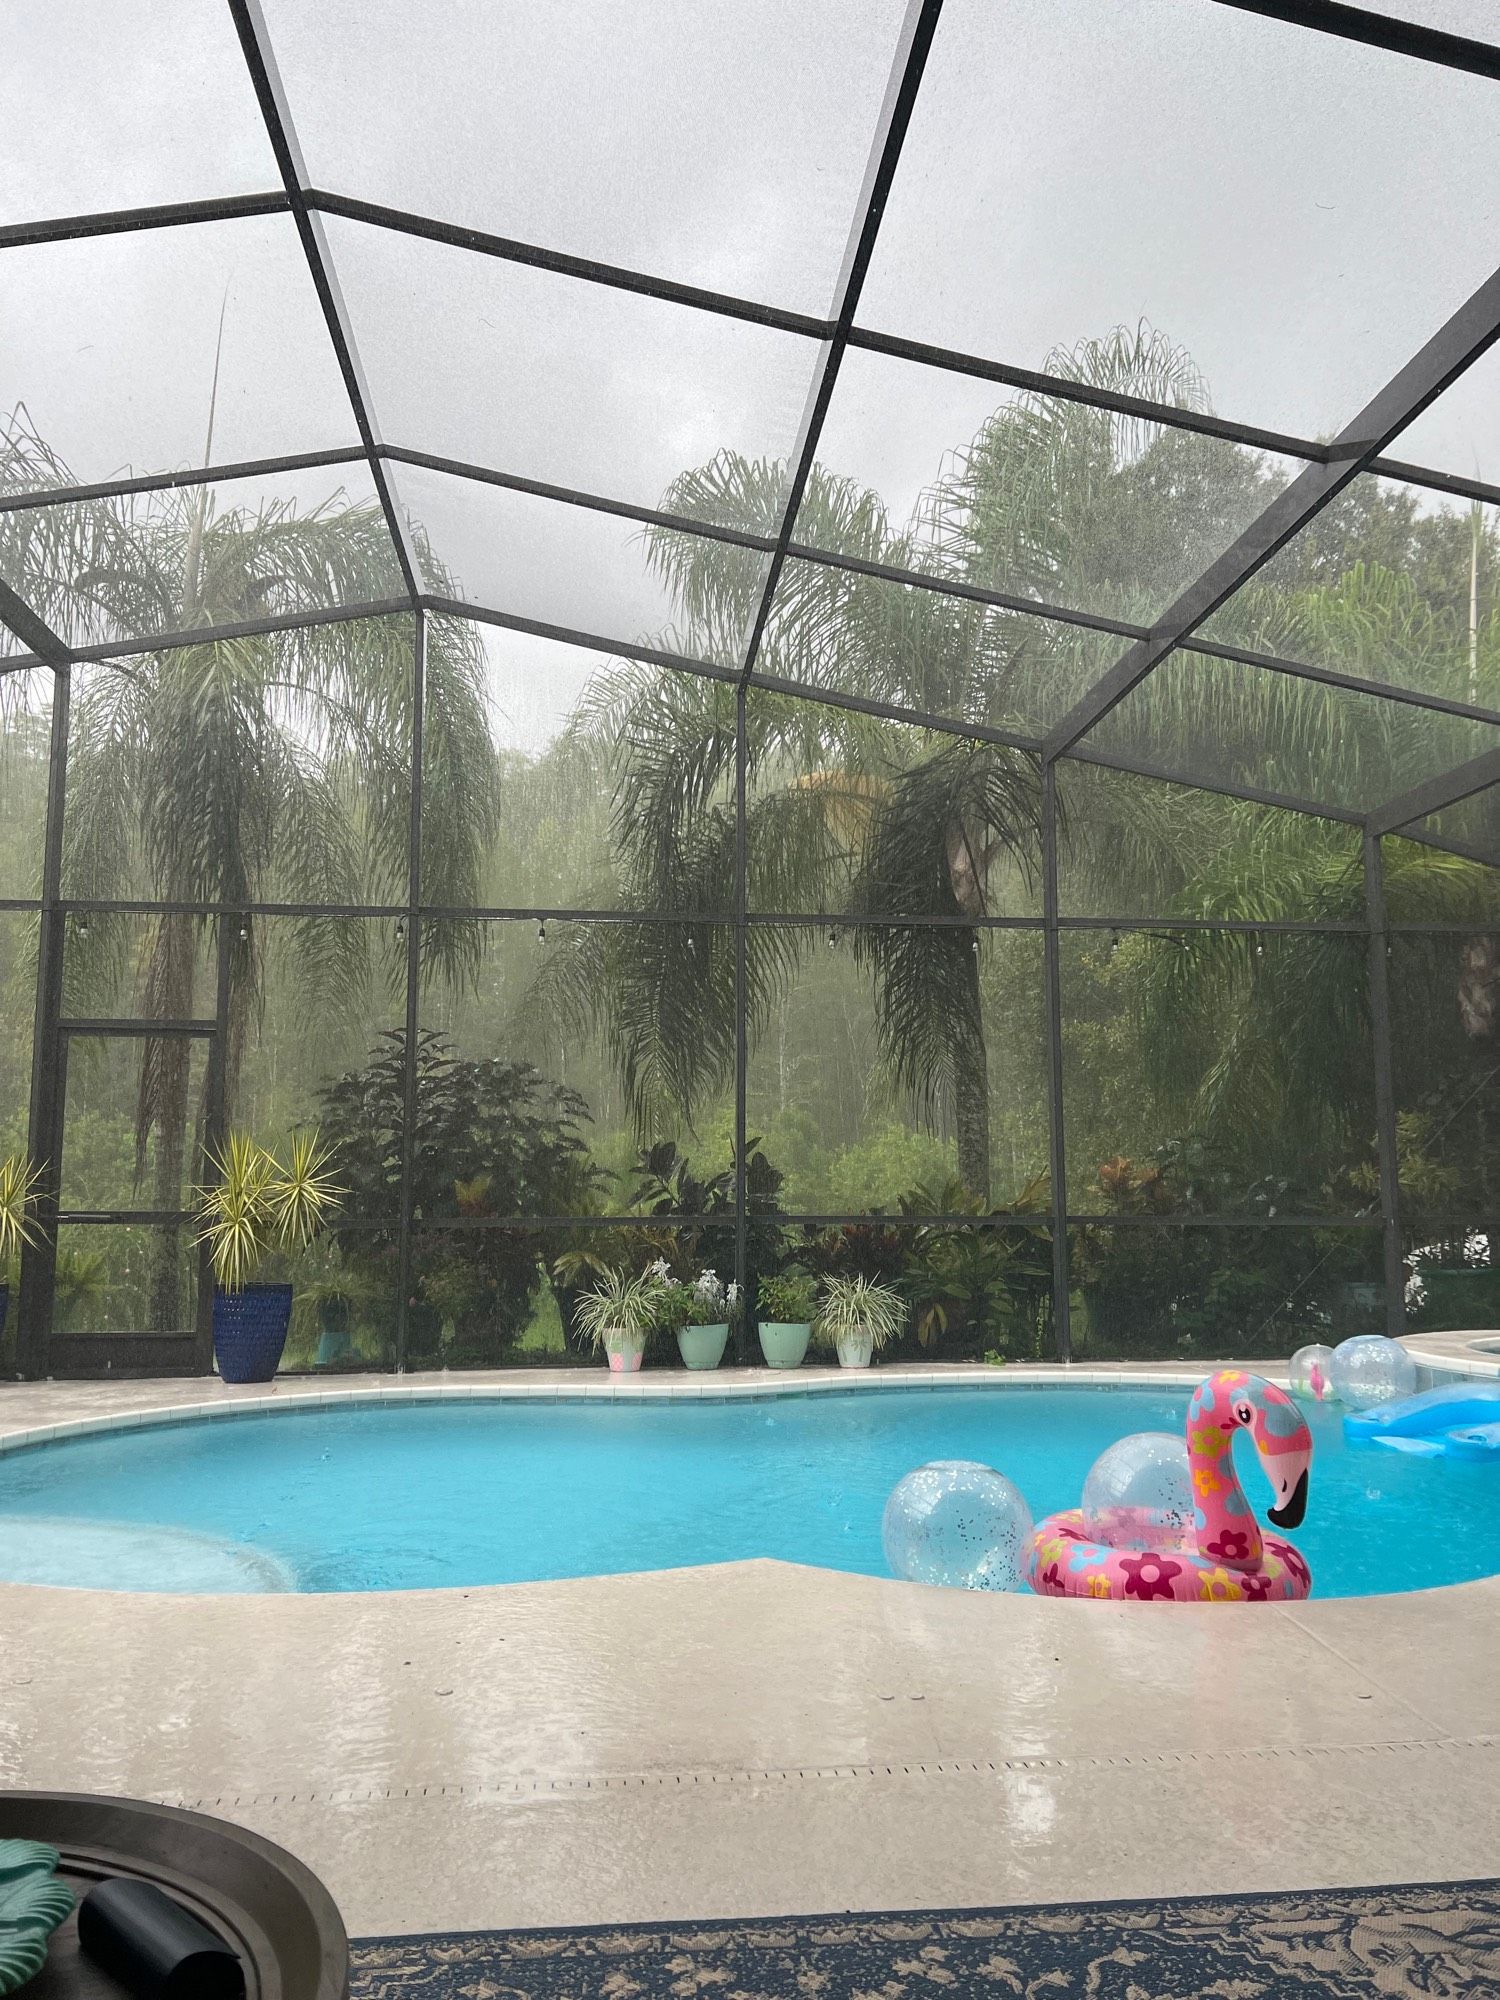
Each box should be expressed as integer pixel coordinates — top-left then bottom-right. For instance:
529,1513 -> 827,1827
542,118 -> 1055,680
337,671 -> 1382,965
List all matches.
677,1322 -> 728,1370
758,1320 -> 810,1369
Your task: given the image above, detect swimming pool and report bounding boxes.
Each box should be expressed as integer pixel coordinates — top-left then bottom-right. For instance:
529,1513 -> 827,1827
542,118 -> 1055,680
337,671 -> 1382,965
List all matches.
0,1384 -> 1492,1597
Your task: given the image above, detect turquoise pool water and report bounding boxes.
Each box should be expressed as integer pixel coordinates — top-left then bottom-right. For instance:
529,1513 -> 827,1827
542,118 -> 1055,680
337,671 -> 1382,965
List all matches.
0,1386 -> 1492,1597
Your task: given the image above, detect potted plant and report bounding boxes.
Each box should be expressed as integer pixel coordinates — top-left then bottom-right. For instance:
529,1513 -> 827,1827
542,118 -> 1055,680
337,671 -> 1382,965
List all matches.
194,1130 -> 344,1383
289,1245 -> 370,1367
0,1154 -> 42,1342
757,1267 -> 817,1369
815,1273 -> 906,1369
657,1265 -> 740,1371
573,1265 -> 662,1373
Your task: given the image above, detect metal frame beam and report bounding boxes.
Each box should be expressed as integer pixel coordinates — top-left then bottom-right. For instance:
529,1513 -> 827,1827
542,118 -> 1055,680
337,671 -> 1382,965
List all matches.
1210,0 -> 1500,80
0,191 -> 289,251
226,0 -> 422,607
737,0 -> 947,680
0,582 -> 70,669
1044,262 -> 1500,760
1362,829 -> 1406,1333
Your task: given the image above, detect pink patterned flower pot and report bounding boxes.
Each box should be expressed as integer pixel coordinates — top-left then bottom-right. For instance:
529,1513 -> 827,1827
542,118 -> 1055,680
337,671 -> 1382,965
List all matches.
606,1336 -> 645,1374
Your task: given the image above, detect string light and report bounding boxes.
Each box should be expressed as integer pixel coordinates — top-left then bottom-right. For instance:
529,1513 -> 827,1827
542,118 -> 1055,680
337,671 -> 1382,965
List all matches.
537,921 -> 547,943
394,916 -> 406,944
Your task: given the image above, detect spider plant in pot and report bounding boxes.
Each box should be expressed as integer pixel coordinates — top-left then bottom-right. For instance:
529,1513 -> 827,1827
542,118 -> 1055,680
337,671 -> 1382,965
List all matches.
288,1243 -> 371,1368
573,1265 -> 663,1374
656,1264 -> 741,1371
0,1154 -> 43,1344
816,1273 -> 906,1369
756,1266 -> 817,1370
194,1131 -> 344,1383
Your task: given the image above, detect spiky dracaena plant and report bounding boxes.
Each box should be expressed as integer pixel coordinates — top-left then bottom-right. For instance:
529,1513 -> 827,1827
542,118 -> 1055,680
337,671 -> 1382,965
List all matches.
0,1155 -> 42,1273
194,1130 -> 344,1293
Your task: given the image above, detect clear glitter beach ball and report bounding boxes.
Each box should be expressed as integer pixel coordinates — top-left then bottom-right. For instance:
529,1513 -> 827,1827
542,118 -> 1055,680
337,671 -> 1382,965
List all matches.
1329,1334 -> 1417,1412
881,1460 -> 1034,1591
1082,1432 -> 1195,1552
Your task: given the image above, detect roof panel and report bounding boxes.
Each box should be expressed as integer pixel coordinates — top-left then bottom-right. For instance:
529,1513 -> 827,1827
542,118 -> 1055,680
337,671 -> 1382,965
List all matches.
0,217 -> 358,496
1200,473 -> 1498,710
857,0 -> 1500,442
1384,343 -> 1500,483
1082,647 -> 1500,815
0,464 -> 401,649
761,558 -> 1120,738
324,216 -> 820,530
394,463 -> 768,668
258,0 -> 912,316
3,0 -> 280,226
799,343 -> 1300,627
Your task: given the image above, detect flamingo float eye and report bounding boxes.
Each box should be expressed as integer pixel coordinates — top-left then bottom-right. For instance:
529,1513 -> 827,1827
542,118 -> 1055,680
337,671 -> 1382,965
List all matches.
1234,1402 -> 1253,1425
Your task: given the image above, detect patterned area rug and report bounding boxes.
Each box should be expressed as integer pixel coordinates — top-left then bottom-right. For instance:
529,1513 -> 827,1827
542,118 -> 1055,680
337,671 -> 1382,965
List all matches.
351,1879 -> 1500,1998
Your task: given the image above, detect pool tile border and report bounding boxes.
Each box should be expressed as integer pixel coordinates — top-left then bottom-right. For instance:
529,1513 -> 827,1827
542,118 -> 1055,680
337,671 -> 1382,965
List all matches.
0,1333 -> 1489,1462
0,1365 -> 1222,1460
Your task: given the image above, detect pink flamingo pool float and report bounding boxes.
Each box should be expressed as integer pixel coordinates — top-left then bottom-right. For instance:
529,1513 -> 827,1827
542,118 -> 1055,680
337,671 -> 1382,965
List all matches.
1027,1370 -> 1313,1603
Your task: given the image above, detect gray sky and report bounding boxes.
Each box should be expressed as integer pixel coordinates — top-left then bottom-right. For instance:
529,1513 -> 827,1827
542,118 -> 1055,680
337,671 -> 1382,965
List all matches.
4,0 -> 1499,753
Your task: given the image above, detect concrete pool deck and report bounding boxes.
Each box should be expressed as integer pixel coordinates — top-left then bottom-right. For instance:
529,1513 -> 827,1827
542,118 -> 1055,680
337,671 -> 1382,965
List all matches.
0,1357 -> 1496,1936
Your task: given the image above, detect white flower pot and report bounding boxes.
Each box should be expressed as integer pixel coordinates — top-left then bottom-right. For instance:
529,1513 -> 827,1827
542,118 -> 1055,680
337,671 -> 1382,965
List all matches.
836,1332 -> 874,1369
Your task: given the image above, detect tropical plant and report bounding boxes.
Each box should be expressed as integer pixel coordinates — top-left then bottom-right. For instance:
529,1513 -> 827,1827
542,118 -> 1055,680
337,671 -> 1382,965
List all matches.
0,1154 -> 41,1271
193,1130 -> 343,1291
316,1029 -> 604,1362
652,1265 -> 739,1331
814,1273 -> 906,1353
50,1245 -> 111,1325
756,1267 -> 817,1323
572,1266 -> 665,1353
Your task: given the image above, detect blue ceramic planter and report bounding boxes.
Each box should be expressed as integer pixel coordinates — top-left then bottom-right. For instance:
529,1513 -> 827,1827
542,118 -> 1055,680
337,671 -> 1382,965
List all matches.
213,1283 -> 293,1383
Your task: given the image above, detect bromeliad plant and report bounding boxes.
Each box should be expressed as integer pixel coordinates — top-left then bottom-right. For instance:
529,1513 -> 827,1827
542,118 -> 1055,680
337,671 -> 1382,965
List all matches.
194,1131 -> 345,1291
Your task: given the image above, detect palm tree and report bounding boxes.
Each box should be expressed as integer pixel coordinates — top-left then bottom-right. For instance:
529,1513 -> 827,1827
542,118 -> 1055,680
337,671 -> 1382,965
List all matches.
547,327 -> 1283,1199
0,409 -> 499,1324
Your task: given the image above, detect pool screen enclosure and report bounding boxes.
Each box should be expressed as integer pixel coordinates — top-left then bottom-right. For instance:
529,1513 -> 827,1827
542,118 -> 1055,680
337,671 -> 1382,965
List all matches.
4,0 -> 1500,1374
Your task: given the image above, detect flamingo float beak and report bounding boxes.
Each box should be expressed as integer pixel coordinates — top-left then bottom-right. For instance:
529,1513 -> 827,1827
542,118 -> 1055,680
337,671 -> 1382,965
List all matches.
1267,1465 -> 1309,1531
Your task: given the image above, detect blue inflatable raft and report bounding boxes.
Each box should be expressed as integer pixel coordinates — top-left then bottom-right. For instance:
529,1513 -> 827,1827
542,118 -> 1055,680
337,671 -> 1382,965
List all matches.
1343,1381 -> 1500,1460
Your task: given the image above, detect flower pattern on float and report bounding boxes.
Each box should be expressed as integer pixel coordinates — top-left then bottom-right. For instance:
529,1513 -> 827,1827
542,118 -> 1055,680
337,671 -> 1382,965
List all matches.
1026,1370 -> 1313,1604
